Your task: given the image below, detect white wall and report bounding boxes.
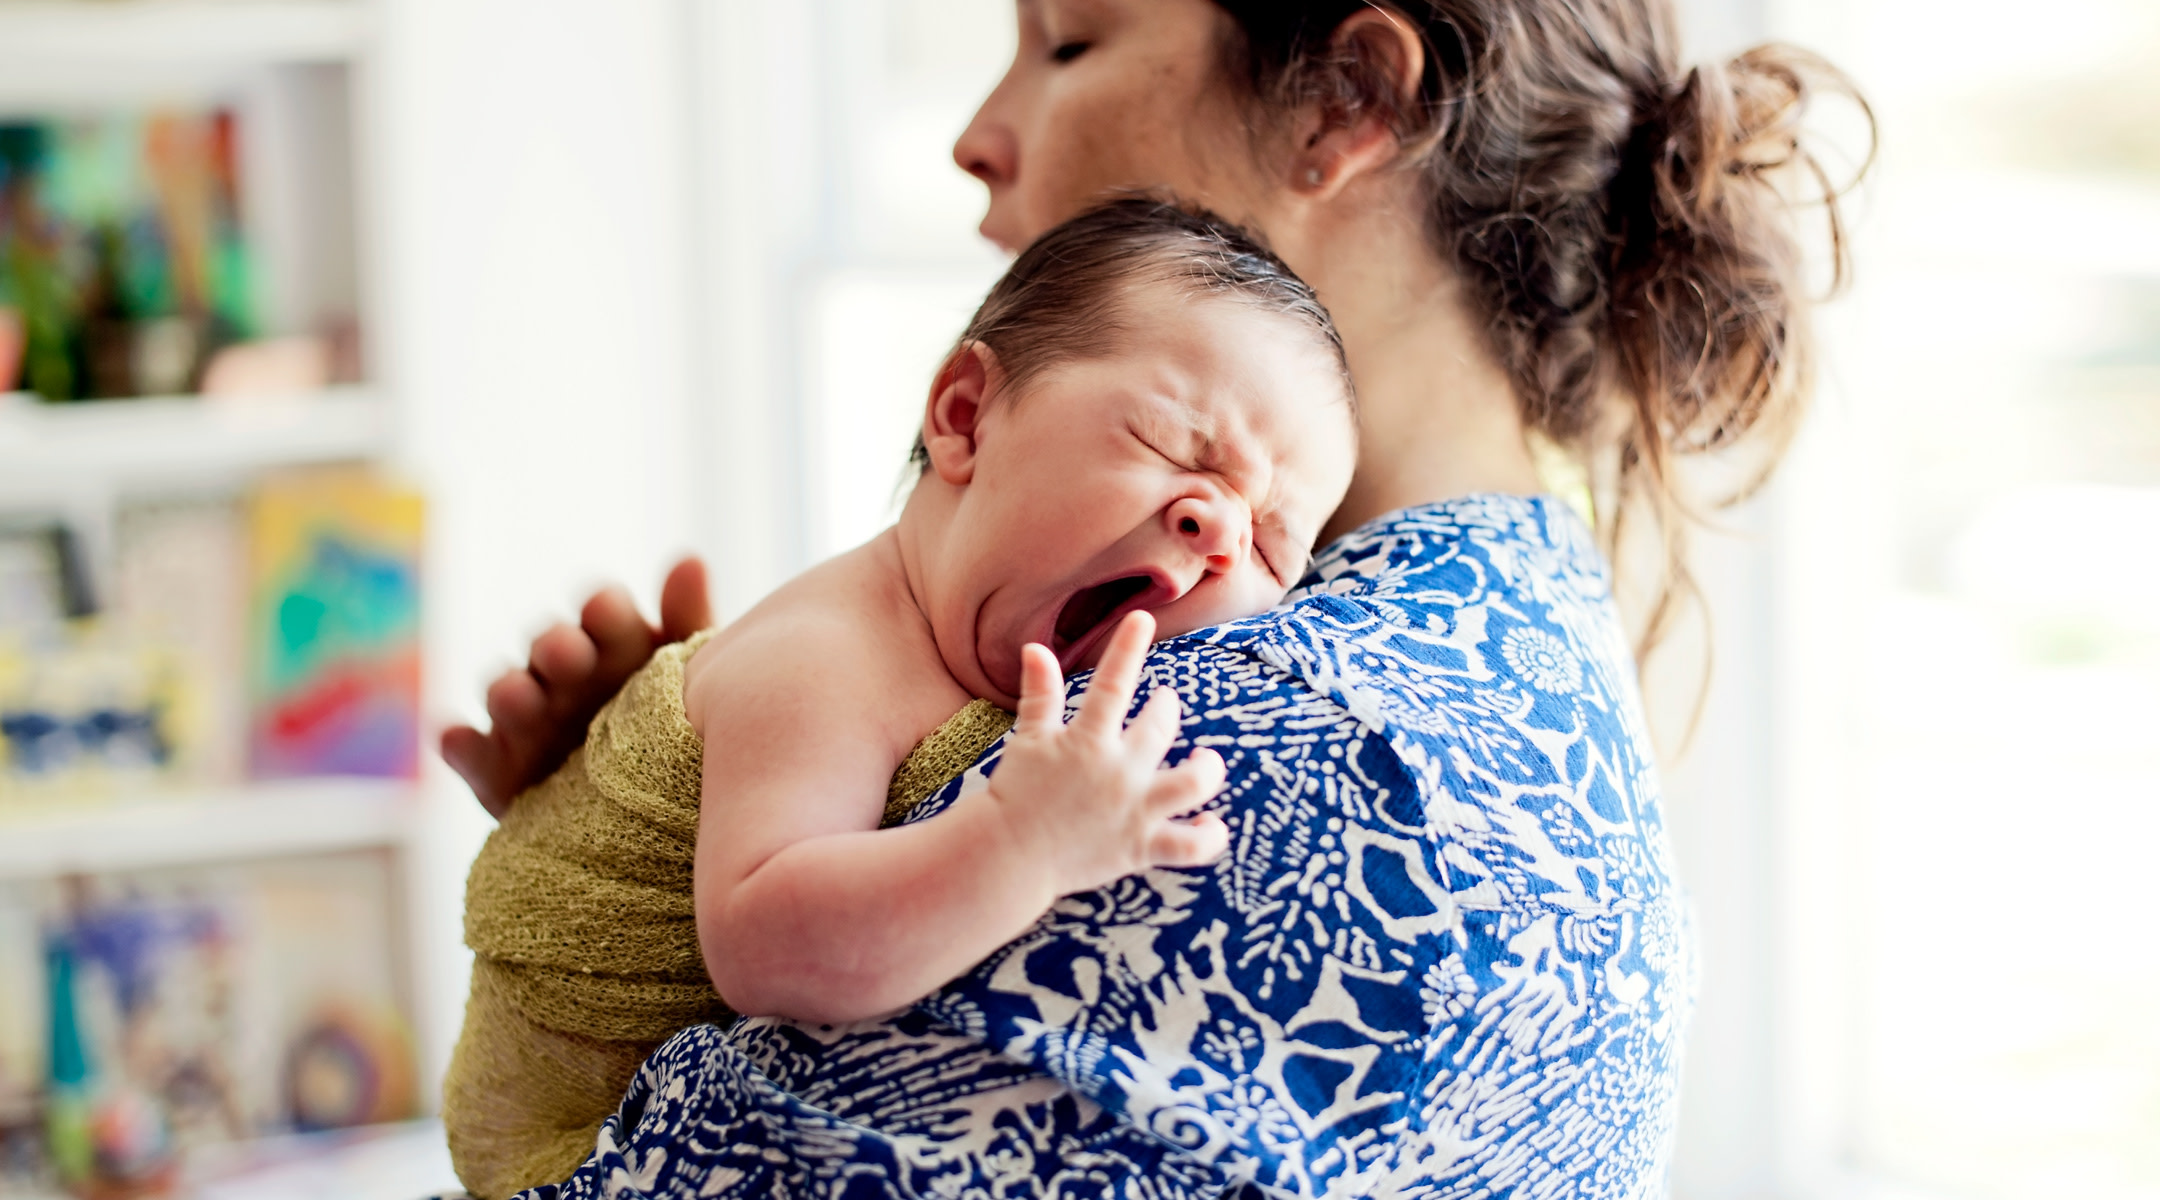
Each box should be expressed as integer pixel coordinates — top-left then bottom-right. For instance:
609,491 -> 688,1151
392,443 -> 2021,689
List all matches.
364,0 -> 1007,1096
370,0 -> 700,1088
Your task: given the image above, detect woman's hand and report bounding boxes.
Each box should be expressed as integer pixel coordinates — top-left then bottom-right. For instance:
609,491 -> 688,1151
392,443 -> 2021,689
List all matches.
987,610 -> 1230,898
441,557 -> 713,818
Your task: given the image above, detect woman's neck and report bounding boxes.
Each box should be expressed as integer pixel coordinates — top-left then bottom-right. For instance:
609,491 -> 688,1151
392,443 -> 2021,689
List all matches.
1276,178 -> 1543,544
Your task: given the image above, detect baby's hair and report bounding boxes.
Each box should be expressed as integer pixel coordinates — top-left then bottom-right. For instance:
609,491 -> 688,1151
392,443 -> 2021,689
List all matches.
915,197 -> 1353,468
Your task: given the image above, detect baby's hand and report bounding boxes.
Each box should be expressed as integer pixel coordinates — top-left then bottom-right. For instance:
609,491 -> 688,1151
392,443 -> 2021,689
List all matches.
987,610 -> 1230,900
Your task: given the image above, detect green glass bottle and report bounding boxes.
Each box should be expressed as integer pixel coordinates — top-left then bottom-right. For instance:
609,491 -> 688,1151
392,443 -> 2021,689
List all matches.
43,939 -> 92,1189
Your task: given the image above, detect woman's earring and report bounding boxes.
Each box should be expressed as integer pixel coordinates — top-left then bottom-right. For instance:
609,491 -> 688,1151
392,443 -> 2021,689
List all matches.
1305,167 -> 1324,187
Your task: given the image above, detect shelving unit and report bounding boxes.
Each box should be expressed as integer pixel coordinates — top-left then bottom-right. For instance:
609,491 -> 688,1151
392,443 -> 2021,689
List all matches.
0,389 -> 392,503
0,1 -> 371,68
0,778 -> 417,882
0,3 -> 440,1193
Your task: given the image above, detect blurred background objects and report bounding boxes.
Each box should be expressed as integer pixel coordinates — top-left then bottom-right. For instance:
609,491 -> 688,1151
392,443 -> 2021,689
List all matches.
0,0 -> 2150,1198
0,5 -> 434,1195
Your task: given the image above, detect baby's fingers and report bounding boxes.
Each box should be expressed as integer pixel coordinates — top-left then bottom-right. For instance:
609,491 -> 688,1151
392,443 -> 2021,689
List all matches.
1148,747 -> 1226,817
1123,685 -> 1182,762
1073,610 -> 1155,738
1015,643 -> 1066,735
1148,812 -> 1230,869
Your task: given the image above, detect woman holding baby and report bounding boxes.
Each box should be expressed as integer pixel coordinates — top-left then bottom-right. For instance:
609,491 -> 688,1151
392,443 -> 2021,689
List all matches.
443,0 -> 1867,1196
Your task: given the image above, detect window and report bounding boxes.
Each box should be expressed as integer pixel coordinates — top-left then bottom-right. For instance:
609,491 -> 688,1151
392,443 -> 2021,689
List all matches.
1680,0 -> 2160,1194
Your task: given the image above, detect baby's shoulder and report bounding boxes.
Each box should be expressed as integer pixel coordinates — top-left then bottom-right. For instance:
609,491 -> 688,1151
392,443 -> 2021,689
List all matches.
685,590 -> 903,693
683,579 -> 962,750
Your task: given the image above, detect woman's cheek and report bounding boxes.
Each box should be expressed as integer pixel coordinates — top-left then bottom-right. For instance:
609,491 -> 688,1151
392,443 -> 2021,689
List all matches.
1026,81 -> 1177,232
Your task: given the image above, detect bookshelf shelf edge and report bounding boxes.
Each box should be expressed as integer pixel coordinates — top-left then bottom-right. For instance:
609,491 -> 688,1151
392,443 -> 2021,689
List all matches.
0,389 -> 394,496
0,1 -> 372,69
0,777 -> 422,880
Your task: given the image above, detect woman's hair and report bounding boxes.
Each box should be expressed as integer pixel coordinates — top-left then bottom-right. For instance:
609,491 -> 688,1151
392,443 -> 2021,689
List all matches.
1213,0 -> 1873,657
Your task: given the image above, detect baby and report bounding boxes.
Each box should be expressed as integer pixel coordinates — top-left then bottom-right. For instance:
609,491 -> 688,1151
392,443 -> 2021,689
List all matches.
442,198 -> 1358,1199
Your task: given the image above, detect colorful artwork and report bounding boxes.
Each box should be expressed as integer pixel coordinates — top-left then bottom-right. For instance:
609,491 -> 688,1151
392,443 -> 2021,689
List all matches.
247,471 -> 422,780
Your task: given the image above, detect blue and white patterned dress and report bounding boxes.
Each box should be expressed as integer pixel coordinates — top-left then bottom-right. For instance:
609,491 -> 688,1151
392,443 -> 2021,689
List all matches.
516,495 -> 1692,1200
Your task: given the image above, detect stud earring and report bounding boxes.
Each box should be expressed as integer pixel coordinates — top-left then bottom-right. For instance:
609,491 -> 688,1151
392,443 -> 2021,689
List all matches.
1305,167 -> 1323,186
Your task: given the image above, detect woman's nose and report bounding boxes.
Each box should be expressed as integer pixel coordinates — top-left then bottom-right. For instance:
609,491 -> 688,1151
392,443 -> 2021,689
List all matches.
1166,497 -> 1245,569
953,103 -> 1015,190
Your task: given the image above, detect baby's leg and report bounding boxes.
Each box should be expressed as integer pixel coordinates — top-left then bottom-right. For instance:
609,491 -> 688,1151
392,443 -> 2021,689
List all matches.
447,636 -> 721,1199
442,959 -> 658,1200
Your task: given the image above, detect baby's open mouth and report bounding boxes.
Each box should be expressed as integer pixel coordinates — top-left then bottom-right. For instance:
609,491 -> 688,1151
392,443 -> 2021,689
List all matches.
1051,574 -> 1154,666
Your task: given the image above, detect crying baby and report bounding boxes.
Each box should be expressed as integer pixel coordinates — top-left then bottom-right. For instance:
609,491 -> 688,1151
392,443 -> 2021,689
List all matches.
443,197 -> 1357,1200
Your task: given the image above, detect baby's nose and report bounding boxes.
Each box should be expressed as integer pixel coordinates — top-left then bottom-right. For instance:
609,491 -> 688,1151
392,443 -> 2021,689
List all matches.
1166,496 -> 1245,568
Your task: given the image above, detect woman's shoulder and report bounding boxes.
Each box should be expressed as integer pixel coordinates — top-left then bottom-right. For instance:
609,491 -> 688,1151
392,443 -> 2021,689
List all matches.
879,500 -> 1690,1198
1144,491 -> 1668,886
1183,494 -> 1625,686
1291,492 -> 1607,618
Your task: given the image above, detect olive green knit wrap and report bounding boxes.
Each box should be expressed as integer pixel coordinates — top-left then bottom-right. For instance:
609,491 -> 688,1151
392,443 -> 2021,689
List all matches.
442,631 -> 1014,1200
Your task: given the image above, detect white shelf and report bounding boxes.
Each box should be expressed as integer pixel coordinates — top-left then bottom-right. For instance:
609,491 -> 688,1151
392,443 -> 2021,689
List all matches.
3,1120 -> 461,1200
0,776 -> 418,880
0,388 -> 391,502
0,0 -> 371,67
188,1119 -> 461,1200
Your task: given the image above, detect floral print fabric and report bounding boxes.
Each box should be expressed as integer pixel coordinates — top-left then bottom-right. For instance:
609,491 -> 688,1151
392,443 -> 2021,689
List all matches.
515,494 -> 1691,1200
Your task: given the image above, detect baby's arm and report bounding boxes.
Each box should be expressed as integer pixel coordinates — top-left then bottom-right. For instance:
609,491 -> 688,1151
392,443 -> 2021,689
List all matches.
692,611 -> 1228,1026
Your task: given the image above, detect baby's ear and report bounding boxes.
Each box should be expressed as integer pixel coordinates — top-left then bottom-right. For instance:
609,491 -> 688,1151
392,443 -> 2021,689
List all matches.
923,341 -> 998,486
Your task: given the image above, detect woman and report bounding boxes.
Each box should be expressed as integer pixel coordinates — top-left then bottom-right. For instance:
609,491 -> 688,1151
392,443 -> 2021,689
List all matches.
445,2 -> 1862,1195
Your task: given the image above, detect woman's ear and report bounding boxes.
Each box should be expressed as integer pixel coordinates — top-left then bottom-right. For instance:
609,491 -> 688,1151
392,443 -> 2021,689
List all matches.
1290,7 -> 1426,196
923,341 -> 998,486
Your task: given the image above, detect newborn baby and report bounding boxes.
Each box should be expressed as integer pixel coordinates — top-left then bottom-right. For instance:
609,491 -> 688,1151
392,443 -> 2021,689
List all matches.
443,199 -> 1358,1199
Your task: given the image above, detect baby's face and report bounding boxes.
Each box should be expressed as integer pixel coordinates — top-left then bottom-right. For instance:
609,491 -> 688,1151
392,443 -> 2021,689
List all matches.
922,287 -> 1357,707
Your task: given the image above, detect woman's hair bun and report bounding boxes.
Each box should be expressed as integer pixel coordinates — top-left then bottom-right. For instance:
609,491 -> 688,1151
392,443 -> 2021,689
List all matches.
1217,1 -> 1877,661
1598,41 -> 1872,650
1609,44 -> 1866,461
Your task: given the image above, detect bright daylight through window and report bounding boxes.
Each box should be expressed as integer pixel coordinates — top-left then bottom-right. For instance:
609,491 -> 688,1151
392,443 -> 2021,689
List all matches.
1791,0 -> 2160,1194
